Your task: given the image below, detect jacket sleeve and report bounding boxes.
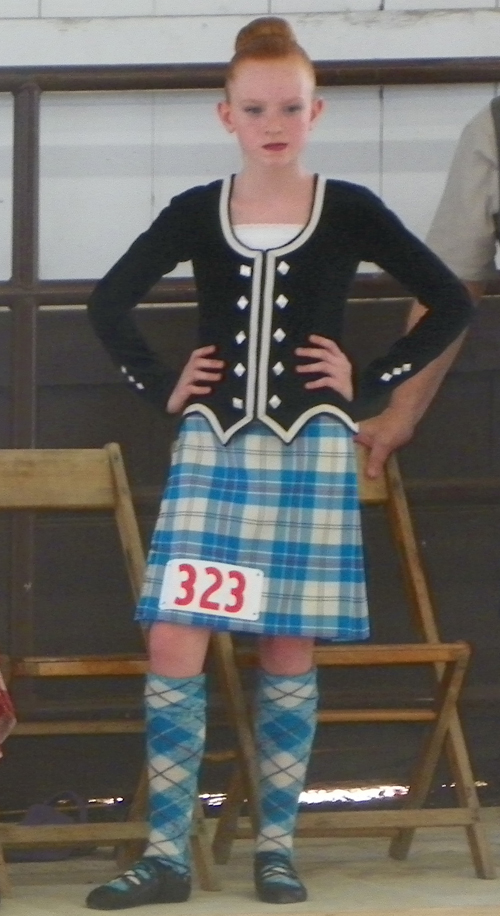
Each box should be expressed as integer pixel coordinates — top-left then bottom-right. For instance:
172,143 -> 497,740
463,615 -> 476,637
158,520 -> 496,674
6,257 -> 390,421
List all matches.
347,186 -> 474,398
87,191 -> 195,412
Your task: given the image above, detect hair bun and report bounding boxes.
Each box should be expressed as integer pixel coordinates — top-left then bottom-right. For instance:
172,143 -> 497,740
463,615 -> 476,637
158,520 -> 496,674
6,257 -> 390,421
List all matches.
235,17 -> 296,54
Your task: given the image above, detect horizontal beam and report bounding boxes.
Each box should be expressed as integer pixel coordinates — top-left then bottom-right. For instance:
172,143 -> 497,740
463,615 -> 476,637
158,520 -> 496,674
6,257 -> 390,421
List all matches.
1,274 -> 500,309
233,808 -> 477,837
1,58 -> 500,92
0,275 -> 410,306
11,655 -> 148,677
12,720 -> 144,735
236,642 -> 470,668
0,822 -> 148,846
317,708 -> 436,723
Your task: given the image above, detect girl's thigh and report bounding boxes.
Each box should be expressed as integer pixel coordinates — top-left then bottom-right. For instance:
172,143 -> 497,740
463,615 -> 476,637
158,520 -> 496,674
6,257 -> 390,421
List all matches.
148,621 -> 212,677
258,635 -> 315,676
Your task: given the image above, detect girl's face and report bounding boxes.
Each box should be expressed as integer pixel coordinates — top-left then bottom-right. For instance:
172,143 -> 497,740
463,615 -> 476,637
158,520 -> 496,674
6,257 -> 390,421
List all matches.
218,57 -> 323,171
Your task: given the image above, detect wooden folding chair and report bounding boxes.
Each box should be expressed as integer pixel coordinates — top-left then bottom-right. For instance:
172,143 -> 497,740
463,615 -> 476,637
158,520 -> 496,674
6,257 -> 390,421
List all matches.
210,445 -> 496,880
0,444 -> 220,894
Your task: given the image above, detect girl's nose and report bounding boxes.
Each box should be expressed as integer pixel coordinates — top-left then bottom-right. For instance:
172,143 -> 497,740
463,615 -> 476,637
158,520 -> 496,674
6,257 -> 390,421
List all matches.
265,119 -> 283,134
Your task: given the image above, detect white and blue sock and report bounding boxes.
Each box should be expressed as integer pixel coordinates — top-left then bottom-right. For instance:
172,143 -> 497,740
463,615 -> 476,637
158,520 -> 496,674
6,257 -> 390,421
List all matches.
255,668 -> 318,885
144,673 -> 206,875
103,673 -> 206,891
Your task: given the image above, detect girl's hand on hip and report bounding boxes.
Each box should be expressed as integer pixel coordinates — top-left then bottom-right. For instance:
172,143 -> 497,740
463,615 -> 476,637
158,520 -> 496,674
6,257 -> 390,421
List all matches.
295,335 -> 353,401
166,345 -> 224,414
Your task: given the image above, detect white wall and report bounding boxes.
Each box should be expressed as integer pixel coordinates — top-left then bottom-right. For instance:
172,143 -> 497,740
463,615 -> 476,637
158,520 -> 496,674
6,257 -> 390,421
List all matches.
0,4 -> 498,280
3,4 -> 500,65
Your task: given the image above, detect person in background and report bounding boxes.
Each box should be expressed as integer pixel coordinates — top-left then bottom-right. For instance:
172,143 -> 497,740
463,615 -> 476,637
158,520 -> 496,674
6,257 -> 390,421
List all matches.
84,16 -> 472,909
0,668 -> 15,754
357,99 -> 500,475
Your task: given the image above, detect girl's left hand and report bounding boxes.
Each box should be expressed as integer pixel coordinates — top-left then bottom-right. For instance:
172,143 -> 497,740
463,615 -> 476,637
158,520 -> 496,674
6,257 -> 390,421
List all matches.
295,335 -> 353,401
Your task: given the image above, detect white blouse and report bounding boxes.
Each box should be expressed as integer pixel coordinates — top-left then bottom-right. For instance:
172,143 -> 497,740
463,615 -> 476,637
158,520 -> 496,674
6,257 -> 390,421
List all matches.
234,224 -> 304,251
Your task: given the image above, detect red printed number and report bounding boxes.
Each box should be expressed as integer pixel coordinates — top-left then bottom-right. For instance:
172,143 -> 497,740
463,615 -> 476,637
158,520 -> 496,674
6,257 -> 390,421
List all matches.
174,563 -> 196,606
174,563 -> 247,614
225,570 -> 245,613
200,567 -> 223,611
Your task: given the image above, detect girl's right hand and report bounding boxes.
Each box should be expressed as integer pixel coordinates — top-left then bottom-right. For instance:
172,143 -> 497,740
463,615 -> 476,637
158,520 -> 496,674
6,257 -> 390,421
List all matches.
166,345 -> 224,414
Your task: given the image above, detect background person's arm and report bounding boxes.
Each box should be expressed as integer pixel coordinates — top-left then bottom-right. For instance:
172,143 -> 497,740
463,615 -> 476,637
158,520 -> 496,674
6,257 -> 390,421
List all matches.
356,103 -> 498,478
355,282 -> 484,479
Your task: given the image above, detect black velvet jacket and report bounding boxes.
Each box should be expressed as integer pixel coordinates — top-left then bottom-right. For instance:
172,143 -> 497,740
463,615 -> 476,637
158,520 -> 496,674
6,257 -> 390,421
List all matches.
87,175 -> 473,443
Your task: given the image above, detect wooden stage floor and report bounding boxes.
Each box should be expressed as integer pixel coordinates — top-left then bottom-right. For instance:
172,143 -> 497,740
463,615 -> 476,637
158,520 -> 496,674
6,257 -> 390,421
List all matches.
3,809 -> 500,915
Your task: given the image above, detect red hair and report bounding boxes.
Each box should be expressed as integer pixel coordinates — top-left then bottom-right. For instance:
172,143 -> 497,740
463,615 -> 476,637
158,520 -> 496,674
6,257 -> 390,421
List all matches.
226,17 -> 316,89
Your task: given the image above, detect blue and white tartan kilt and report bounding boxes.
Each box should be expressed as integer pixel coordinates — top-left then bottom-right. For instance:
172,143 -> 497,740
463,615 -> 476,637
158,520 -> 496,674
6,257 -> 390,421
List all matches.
135,413 -> 369,640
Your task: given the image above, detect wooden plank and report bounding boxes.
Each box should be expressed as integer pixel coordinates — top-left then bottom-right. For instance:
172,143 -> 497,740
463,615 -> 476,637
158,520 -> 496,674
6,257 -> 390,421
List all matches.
12,720 -> 144,735
234,643 -> 470,669
12,656 -> 148,677
313,644 -> 470,666
0,449 -> 115,509
317,709 -> 436,723
106,442 -> 147,603
230,808 -> 476,841
0,822 -> 148,845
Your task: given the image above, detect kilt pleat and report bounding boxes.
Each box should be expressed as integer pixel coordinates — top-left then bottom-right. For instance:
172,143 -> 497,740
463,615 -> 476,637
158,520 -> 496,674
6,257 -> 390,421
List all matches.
135,414 -> 369,640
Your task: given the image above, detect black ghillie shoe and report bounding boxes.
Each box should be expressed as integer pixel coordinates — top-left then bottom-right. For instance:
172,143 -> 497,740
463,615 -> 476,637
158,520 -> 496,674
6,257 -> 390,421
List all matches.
85,857 -> 191,910
254,851 -> 307,904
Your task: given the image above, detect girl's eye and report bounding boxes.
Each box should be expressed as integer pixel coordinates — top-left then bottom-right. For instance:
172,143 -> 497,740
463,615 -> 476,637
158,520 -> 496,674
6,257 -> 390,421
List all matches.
244,106 -> 263,115
285,105 -> 303,114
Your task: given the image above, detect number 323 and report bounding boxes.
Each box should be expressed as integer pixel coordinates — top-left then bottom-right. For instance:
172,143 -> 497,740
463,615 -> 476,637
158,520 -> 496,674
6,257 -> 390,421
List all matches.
174,563 -> 246,614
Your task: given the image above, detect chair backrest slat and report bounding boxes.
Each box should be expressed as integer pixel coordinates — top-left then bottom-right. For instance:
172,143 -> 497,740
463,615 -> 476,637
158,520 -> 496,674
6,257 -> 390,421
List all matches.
0,449 -> 115,510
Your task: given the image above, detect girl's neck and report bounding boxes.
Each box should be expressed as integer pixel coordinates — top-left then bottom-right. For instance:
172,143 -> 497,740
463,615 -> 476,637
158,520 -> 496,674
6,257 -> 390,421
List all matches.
230,167 -> 315,225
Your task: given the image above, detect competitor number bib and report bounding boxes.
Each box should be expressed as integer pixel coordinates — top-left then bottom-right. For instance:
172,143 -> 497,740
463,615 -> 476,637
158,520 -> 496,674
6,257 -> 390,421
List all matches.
160,558 -> 263,621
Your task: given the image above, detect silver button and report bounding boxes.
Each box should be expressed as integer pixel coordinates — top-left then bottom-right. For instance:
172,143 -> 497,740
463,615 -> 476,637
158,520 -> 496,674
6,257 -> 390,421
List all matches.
381,372 -> 392,382
269,395 -> 281,409
120,366 -> 128,374
272,362 -> 285,376
136,382 -> 145,390
275,294 -> 288,309
235,331 -> 246,344
273,328 -> 286,343
233,363 -> 246,377
277,261 -> 290,275
237,296 -> 249,310
402,363 -> 412,372
239,265 -> 251,277
392,367 -> 402,375
127,374 -> 136,383
232,397 -> 244,410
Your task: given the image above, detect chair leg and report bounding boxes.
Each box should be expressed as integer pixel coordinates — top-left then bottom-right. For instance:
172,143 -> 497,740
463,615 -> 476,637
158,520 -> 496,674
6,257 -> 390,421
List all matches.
389,655 -> 466,862
210,634 -> 260,831
388,659 -> 495,878
212,766 -> 249,864
445,714 -> 496,879
0,845 -> 11,896
115,765 -> 148,870
191,797 -> 221,891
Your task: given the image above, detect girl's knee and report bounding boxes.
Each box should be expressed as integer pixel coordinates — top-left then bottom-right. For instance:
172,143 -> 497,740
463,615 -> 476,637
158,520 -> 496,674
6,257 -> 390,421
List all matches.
258,635 -> 314,676
148,622 -> 211,678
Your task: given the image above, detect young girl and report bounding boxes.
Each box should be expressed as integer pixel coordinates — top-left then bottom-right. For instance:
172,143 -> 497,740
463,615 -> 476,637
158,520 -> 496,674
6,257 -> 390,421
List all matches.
85,17 -> 472,910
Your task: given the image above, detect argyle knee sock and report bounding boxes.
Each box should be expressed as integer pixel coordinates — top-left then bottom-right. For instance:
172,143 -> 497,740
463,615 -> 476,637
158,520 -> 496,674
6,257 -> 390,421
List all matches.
255,668 -> 318,863
142,672 -> 206,876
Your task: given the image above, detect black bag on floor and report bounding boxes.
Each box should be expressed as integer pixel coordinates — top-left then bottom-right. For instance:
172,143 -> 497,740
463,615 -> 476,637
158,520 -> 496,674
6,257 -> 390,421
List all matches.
6,790 -> 92,861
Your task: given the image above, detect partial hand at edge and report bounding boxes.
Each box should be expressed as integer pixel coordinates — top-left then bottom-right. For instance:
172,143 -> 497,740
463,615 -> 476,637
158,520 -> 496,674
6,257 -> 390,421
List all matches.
354,408 -> 416,479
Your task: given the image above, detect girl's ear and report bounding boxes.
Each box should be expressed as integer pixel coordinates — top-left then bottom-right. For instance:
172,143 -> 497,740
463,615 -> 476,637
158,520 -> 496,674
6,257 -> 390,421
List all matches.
218,100 -> 235,133
309,97 -> 324,129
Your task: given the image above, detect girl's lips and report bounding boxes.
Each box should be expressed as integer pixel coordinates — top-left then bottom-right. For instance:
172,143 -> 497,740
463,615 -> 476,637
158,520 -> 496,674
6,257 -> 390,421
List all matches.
263,143 -> 287,151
